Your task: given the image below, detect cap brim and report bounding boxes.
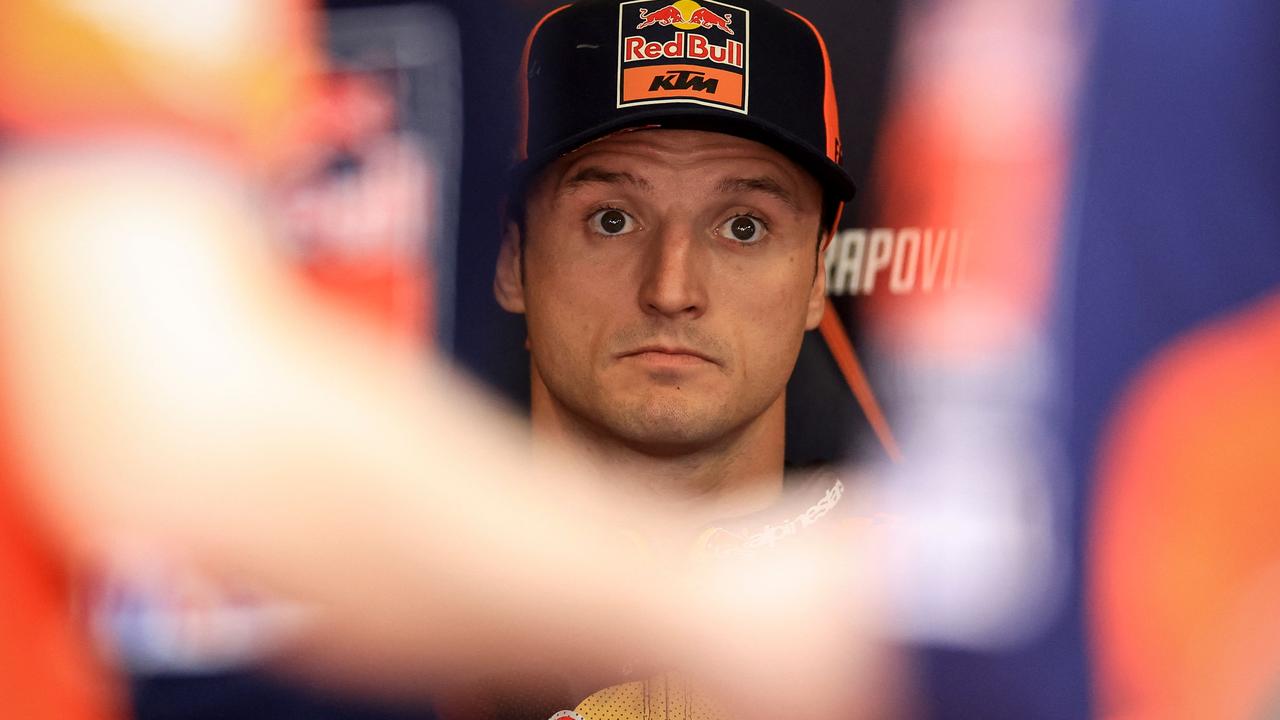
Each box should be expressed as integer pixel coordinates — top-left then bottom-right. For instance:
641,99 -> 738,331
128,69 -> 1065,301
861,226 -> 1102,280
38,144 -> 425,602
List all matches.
510,107 -> 856,203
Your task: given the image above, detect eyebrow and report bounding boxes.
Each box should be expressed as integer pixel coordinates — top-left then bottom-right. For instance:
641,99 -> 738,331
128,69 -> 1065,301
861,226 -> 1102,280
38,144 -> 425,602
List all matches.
716,176 -> 800,213
561,167 -> 653,193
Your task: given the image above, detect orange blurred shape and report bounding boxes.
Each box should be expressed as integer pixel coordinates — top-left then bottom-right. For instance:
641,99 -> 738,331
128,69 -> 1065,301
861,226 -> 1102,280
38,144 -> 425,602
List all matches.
0,0 -> 322,169
0,442 -> 121,720
1093,292 -> 1280,720
865,4 -> 1073,359
871,95 -> 1064,352
301,256 -> 434,345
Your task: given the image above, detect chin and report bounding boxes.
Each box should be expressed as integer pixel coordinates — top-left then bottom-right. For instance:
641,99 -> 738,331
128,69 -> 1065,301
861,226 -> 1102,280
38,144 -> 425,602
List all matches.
602,400 -> 730,454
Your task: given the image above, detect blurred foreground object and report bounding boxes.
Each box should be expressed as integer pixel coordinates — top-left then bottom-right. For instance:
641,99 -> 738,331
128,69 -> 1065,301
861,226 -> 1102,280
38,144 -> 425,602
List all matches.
1063,0 -> 1280,718
853,0 -> 1089,715
1093,292 -> 1280,720
95,7 -> 463,699
0,0 -> 319,170
868,0 -> 1077,644
0,3 -> 317,717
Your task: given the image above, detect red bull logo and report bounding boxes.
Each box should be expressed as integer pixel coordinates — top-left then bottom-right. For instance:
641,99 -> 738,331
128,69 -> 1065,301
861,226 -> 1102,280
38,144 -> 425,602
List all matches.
689,7 -> 734,34
617,0 -> 749,113
636,5 -> 684,29
636,2 -> 735,35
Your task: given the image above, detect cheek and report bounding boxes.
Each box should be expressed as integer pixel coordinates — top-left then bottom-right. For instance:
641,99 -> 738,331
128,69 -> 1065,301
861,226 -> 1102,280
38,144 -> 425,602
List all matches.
731,248 -> 814,318
722,255 -> 813,377
524,252 -> 620,369
526,227 -> 622,306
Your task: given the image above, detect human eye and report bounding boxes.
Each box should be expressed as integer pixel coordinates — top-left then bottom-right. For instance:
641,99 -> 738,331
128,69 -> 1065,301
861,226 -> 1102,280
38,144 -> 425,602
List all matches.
587,207 -> 639,236
715,213 -> 769,245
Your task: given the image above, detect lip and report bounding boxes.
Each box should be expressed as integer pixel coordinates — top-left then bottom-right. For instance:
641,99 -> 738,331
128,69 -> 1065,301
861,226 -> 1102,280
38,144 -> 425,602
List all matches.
618,345 -> 718,366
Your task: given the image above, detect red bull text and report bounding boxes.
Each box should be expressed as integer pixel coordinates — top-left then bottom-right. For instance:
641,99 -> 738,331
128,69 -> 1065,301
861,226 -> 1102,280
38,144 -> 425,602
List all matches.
623,32 -> 744,68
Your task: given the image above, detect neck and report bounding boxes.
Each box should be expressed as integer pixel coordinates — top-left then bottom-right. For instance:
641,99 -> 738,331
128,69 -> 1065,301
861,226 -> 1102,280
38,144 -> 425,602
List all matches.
528,367 -> 785,533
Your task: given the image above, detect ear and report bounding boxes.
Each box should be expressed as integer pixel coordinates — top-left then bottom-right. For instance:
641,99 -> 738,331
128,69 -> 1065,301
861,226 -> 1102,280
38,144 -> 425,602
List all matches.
804,236 -> 829,330
493,220 -> 527,314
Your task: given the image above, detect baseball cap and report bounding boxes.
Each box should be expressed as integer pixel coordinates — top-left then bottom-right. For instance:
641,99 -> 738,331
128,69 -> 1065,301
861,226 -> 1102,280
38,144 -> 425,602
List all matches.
512,0 -> 855,213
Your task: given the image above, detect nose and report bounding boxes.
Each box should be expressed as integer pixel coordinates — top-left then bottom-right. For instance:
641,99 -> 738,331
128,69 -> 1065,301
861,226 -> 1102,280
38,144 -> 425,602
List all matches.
637,222 -> 708,320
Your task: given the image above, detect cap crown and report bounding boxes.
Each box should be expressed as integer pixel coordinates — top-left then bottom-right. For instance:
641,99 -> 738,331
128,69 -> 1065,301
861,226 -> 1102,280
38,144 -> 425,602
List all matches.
516,0 -> 853,201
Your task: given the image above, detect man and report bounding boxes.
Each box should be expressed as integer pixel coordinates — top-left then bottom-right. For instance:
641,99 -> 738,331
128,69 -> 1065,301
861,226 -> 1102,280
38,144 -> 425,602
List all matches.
501,0 -> 851,534
447,1 -> 895,717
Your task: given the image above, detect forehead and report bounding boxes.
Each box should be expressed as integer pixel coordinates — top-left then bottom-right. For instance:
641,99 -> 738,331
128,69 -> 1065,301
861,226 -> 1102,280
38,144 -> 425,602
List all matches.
530,128 -> 822,206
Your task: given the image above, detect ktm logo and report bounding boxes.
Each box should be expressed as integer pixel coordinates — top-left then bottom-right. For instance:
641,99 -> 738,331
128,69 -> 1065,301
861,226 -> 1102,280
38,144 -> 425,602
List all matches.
648,69 -> 718,93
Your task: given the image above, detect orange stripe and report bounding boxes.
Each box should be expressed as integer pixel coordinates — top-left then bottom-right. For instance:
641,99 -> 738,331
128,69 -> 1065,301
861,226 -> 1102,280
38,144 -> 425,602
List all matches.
822,201 -> 845,252
789,14 -> 881,458
818,299 -> 903,463
516,4 -> 573,161
786,10 -> 841,163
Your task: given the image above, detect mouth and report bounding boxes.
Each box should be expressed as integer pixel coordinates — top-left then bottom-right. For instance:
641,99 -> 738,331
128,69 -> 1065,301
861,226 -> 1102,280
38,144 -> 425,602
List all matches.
618,345 -> 718,367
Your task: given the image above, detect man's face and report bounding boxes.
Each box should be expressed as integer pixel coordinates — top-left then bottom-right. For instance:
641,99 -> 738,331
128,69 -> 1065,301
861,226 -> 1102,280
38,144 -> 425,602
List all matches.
498,129 -> 827,453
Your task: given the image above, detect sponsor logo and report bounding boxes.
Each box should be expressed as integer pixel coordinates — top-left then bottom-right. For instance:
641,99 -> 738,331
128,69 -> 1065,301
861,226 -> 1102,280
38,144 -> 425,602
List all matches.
649,68 -> 719,92
824,228 -> 973,296
617,0 -> 749,112
695,480 -> 846,559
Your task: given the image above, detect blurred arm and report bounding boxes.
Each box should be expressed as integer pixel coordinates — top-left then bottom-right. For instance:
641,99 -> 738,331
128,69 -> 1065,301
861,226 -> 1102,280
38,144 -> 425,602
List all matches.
0,144 -> 661,676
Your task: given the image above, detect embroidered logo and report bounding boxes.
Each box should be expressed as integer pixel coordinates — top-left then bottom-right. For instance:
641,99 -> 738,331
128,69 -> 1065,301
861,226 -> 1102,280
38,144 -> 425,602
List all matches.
617,0 -> 749,112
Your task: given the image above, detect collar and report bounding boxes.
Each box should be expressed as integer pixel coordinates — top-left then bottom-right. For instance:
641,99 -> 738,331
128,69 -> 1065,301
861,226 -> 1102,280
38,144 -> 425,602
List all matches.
689,467 -> 845,560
